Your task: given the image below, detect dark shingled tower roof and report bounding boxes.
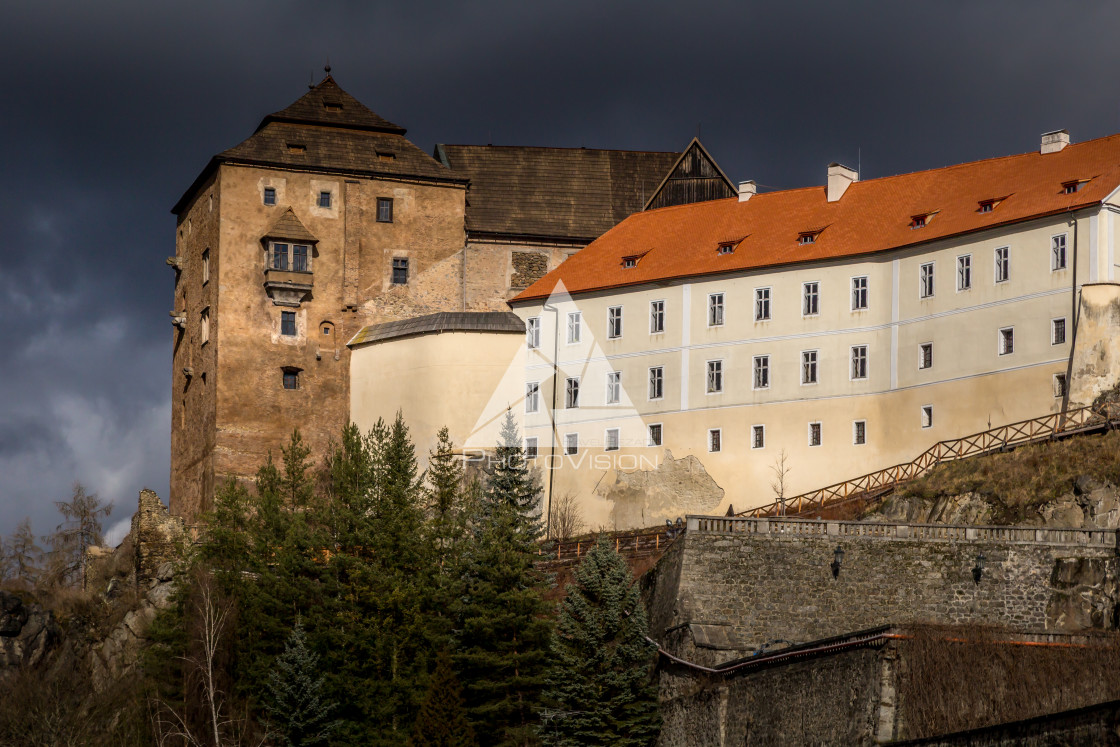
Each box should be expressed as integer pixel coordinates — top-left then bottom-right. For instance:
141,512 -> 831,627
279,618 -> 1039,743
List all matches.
262,207 -> 318,243
435,144 -> 681,242
173,74 -> 463,215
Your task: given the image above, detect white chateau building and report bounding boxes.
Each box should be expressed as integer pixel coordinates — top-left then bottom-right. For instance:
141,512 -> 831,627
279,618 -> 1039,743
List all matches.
349,130 -> 1120,531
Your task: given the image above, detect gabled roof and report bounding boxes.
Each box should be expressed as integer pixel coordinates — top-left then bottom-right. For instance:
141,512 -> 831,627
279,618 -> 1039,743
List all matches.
262,208 -> 317,243
255,74 -> 406,135
511,133 -> 1120,303
644,138 -> 736,211
173,75 -> 461,215
435,144 -> 680,242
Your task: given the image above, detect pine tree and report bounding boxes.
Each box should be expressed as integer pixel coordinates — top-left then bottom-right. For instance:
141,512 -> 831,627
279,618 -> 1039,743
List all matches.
542,536 -> 661,746
408,650 -> 477,747
45,482 -> 113,587
9,519 -> 41,587
265,618 -> 340,747
455,409 -> 553,745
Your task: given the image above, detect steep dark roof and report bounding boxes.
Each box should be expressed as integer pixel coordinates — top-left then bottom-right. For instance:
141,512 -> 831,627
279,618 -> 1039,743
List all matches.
263,208 -> 317,243
435,144 -> 681,242
255,75 -> 406,135
348,311 -> 525,347
173,76 -> 462,215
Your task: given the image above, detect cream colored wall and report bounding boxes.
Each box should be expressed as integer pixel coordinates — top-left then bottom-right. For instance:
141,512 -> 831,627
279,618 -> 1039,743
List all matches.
510,213 -> 1098,529
349,330 -> 525,464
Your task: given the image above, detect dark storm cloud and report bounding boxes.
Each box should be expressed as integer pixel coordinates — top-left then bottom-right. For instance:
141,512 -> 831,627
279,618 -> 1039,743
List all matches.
3,0 -> 1120,542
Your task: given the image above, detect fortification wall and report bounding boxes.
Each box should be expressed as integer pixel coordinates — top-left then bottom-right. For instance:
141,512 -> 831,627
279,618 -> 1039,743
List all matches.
646,517 -> 1120,661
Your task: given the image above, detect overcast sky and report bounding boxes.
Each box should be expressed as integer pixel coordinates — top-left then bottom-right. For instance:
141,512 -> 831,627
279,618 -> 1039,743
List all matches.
3,0 -> 1120,544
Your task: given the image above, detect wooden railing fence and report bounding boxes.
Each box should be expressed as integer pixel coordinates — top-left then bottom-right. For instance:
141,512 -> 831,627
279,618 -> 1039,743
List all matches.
738,404 -> 1120,520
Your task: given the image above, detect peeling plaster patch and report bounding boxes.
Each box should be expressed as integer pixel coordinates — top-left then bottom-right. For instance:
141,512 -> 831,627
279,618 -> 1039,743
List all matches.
597,449 -> 724,527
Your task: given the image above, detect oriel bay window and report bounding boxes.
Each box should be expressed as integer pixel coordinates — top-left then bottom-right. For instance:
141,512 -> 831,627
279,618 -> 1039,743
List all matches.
270,242 -> 312,272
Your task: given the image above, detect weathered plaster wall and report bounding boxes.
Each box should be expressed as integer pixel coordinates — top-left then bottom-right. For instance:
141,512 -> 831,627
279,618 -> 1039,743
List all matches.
1069,282 -> 1120,407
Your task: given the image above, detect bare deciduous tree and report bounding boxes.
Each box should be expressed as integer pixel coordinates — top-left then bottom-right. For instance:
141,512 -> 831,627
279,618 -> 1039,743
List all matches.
549,491 -> 586,540
45,483 -> 113,588
770,449 -> 792,515
8,518 -> 42,587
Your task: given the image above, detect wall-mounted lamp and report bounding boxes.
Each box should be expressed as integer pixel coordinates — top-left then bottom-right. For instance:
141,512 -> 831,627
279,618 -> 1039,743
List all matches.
972,552 -> 986,584
831,545 -> 844,579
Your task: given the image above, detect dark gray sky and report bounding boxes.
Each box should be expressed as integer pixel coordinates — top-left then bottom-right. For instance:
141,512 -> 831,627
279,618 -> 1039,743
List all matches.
3,0 -> 1120,543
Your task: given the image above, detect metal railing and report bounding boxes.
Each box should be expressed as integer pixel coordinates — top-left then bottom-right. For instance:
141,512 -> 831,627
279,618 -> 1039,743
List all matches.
738,404 -> 1120,519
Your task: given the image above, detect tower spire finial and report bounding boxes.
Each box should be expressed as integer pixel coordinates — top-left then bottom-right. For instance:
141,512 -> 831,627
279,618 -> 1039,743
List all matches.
324,57 -> 331,75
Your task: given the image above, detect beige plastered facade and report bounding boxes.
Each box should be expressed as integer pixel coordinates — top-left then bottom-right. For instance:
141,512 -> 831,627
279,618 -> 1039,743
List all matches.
486,202 -> 1120,530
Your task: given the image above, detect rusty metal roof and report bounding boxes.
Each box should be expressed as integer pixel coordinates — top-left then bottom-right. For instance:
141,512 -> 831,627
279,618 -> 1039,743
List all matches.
348,311 -> 525,347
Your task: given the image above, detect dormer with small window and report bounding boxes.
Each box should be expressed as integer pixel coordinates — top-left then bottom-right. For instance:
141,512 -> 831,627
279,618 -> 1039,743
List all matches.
621,250 -> 649,269
261,208 -> 318,307
1062,179 -> 1090,195
798,229 -> 823,245
977,196 -> 1007,213
717,238 -> 744,256
910,211 -> 937,229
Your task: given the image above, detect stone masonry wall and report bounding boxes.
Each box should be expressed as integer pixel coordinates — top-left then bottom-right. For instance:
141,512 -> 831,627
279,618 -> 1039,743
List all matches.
646,517 -> 1120,660
130,489 -> 186,589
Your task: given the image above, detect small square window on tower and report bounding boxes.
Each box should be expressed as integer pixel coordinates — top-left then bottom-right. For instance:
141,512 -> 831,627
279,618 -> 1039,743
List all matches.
377,197 -> 394,223
392,257 -> 409,285
281,311 -> 296,336
282,368 -> 300,390
318,191 -> 332,208
263,187 -> 276,206
921,405 -> 933,429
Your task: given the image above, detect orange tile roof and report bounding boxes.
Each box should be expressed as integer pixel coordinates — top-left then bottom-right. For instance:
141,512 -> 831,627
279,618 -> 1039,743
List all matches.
510,134 -> 1120,303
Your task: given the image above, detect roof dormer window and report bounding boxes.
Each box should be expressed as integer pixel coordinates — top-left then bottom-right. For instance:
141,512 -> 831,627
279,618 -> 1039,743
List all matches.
323,101 -> 343,113
910,211 -> 938,230
287,143 -> 306,154
377,152 -> 395,162
717,241 -> 738,255
623,256 -> 639,269
798,229 -> 822,245
978,200 -> 996,213
1062,179 -> 1089,194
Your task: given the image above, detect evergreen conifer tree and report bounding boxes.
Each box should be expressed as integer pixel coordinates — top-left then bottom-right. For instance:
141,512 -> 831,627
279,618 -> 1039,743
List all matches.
455,409 -> 553,745
265,618 -> 340,747
408,650 -> 477,747
542,536 -> 661,746
9,519 -> 41,587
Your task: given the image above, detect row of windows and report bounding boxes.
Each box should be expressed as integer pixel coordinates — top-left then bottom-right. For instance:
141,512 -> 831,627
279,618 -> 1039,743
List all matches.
527,321 -> 1065,409
527,376 -> 1069,457
528,238 -> 1070,346
262,188 -> 395,222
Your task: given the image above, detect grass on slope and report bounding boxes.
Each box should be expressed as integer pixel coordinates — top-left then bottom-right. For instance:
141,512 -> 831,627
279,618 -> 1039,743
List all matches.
893,430 -> 1120,524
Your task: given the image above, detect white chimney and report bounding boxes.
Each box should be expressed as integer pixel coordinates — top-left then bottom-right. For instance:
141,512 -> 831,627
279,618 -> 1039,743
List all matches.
1041,129 -> 1070,154
827,163 -> 858,202
738,180 -> 756,202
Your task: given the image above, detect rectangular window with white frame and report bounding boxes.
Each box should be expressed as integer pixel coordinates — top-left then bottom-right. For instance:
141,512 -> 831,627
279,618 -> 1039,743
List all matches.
921,405 -> 933,429
1052,234 -> 1068,271
919,343 -> 933,370
808,421 -> 822,447
995,246 -> 1010,283
755,287 -> 771,321
708,293 -> 724,327
853,420 -> 866,445
650,300 -> 665,334
648,423 -> 662,447
708,428 -> 722,453
566,312 -> 581,344
803,281 -> 820,316
999,327 -> 1014,355
526,317 -> 540,349
565,377 -> 580,408
1052,318 -> 1066,345
851,276 -> 868,311
525,382 -> 540,413
564,433 -> 579,456
605,428 -> 620,452
801,350 -> 818,385
957,254 -> 972,291
850,345 -> 868,380
648,366 -> 664,400
752,424 -> 765,449
607,306 -> 623,339
1054,373 -> 1068,398
707,359 -> 724,393
524,437 -> 538,459
606,371 -> 621,404
919,262 -> 935,298
753,355 -> 770,389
